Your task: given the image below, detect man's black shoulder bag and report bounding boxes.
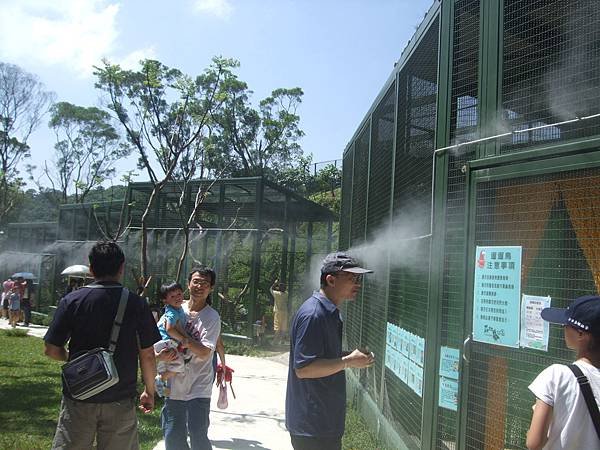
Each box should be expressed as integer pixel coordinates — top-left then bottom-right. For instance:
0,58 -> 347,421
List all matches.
61,286 -> 128,400
567,363 -> 600,440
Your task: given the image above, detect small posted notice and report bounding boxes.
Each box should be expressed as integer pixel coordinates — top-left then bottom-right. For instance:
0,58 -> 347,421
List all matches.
520,294 -> 551,351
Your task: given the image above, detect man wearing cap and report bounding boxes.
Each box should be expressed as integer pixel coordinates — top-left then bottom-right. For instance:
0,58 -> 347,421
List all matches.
285,252 -> 375,450
527,295 -> 600,450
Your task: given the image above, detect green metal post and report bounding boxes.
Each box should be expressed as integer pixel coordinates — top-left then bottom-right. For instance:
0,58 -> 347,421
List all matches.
305,221 -> 313,285
214,184 -> 226,281
287,222 -> 297,317
326,220 -> 333,253
378,75 -> 399,412
358,118 -> 372,348
422,1 -> 455,448
281,193 -> 290,285
247,179 -> 264,335
479,0 -> 503,158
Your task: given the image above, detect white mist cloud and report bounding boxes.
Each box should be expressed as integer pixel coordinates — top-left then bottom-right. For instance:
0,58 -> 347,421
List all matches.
348,209 -> 433,282
0,0 -> 154,78
192,0 -> 234,19
306,207 -> 434,292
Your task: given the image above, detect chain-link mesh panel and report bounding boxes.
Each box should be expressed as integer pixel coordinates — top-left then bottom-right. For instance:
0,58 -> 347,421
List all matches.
359,83 -> 396,402
346,125 -> 370,351
382,18 -> 439,448
6,222 -> 57,253
501,0 -> 600,153
464,168 -> 600,449
436,1 -> 480,448
339,146 -> 354,251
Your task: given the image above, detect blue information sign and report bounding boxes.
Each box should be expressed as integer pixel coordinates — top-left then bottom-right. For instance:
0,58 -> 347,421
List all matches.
472,246 -> 522,348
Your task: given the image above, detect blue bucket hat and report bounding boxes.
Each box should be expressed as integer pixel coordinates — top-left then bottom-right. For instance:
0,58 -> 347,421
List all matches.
541,295 -> 600,333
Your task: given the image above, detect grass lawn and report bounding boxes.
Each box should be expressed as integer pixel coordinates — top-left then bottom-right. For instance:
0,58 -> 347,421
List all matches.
0,329 -> 387,450
0,329 -> 164,450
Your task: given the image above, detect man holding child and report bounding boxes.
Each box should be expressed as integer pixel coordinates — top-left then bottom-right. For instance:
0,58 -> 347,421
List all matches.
160,266 -> 221,450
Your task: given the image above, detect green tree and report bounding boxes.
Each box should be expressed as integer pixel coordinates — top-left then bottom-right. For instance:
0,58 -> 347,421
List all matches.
42,102 -> 131,204
208,78 -> 305,182
0,62 -> 54,224
10,188 -> 59,223
94,57 -> 236,279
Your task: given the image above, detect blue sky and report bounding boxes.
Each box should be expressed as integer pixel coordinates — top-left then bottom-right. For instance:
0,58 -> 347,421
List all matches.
0,0 -> 434,185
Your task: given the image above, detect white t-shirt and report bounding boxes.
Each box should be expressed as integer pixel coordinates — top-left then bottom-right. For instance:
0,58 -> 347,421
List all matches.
529,360 -> 600,450
168,303 -> 221,401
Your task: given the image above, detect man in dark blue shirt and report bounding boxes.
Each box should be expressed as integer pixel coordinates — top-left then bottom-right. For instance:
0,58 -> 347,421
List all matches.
285,252 -> 375,450
44,241 -> 161,450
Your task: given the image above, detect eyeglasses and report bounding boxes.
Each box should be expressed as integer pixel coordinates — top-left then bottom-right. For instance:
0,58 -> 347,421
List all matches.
191,279 -> 211,287
336,273 -> 362,284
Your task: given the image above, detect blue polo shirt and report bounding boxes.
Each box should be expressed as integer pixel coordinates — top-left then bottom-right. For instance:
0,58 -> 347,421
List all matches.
285,291 -> 345,438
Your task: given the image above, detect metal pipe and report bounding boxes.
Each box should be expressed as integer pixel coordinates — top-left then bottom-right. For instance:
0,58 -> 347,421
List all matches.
423,112 -> 600,241
435,112 -> 600,153
125,226 -> 284,233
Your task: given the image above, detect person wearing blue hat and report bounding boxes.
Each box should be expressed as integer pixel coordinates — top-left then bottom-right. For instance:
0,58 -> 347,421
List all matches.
285,252 -> 375,450
527,295 -> 600,450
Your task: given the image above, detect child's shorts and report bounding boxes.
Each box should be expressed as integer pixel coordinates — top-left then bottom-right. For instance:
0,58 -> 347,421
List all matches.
154,338 -> 185,374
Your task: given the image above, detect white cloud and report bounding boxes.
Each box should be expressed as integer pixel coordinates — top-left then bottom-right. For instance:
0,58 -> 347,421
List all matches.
116,47 -> 158,70
192,0 -> 234,19
0,0 -> 153,77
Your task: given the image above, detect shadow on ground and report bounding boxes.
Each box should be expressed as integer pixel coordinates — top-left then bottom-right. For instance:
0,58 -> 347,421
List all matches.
212,438 -> 271,449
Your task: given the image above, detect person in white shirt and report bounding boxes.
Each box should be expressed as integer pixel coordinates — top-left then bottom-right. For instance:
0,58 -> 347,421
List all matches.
527,295 -> 600,450
160,266 -> 221,450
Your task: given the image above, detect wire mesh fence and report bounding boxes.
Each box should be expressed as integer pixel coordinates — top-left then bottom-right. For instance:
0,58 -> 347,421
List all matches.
340,0 -> 600,449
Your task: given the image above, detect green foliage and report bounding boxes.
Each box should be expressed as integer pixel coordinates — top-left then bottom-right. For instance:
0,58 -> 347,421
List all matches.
2,328 -> 29,338
94,57 -> 238,184
310,187 -> 341,218
222,341 -> 263,357
343,406 -> 390,450
42,102 -> 131,204
208,75 -> 306,182
29,311 -> 52,326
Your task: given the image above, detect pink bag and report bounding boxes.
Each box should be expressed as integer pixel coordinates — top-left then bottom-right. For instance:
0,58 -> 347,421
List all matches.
217,383 -> 228,409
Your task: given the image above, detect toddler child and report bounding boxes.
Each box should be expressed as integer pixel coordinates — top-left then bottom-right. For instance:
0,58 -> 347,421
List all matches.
8,287 -> 20,328
153,282 -> 190,397
527,294 -> 600,450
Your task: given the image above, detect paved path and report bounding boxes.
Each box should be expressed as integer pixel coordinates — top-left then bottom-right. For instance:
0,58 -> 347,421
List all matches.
0,318 -> 48,337
153,353 -> 292,450
0,319 -> 293,450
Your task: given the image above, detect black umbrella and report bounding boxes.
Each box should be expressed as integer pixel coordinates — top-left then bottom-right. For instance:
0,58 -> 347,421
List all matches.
11,272 -> 36,280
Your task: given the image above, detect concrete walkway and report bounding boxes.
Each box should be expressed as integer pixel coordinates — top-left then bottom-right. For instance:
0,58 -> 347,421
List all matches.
0,319 -> 293,450
0,318 -> 48,338
153,353 -> 292,450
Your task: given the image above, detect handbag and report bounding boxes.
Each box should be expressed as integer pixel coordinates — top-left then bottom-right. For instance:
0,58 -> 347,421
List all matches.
61,287 -> 129,400
567,363 -> 600,440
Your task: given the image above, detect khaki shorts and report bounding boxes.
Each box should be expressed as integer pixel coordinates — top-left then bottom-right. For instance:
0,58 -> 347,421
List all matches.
52,396 -> 139,450
273,311 -> 289,332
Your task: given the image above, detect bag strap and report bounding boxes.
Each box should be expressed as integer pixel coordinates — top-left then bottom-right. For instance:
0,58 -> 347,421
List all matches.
85,284 -> 122,289
107,288 -> 129,354
567,364 -> 600,440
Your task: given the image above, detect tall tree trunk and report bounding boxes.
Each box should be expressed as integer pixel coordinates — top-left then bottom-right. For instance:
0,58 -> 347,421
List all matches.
176,225 -> 190,281
140,186 -> 160,279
